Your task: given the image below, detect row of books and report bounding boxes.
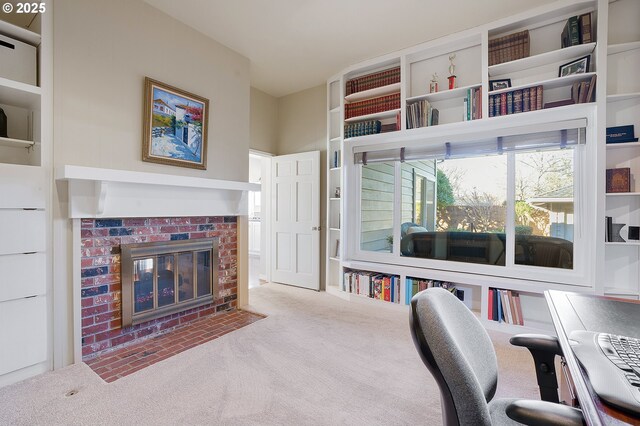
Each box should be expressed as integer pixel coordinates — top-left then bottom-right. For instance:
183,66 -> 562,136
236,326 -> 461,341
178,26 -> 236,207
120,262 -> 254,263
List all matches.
561,12 -> 593,48
488,85 -> 543,117
331,150 -> 341,169
344,93 -> 401,119
571,76 -> 596,104
405,277 -> 464,305
406,99 -> 439,129
488,30 -> 530,66
342,270 -> 401,304
463,87 -> 482,121
488,288 -> 524,325
345,66 -> 401,96
344,120 -> 381,138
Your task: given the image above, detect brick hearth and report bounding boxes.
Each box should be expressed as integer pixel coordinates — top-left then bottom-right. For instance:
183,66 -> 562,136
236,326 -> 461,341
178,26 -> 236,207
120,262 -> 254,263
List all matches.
80,216 -> 238,359
86,309 -> 264,382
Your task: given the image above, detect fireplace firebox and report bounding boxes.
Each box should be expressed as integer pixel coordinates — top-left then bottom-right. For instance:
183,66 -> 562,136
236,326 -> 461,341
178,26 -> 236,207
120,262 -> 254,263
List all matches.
121,238 -> 219,327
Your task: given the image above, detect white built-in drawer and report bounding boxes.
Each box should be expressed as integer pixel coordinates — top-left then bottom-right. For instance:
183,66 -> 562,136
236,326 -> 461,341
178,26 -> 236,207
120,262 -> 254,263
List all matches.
0,253 -> 45,302
0,164 -> 46,209
0,209 -> 46,255
0,296 -> 47,375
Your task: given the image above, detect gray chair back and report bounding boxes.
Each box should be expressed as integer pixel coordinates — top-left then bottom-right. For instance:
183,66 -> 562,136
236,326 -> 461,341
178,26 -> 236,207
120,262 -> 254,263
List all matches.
410,287 -> 499,426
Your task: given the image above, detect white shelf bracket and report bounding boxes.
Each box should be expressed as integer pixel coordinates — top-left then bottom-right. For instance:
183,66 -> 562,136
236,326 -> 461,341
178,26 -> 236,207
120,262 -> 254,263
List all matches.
95,180 -> 108,217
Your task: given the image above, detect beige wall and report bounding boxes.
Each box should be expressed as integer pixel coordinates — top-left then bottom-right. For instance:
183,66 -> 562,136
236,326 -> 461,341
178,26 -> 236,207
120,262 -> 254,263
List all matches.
250,87 -> 278,154
53,0 -> 250,180
275,84 -> 327,288
52,0 -> 251,367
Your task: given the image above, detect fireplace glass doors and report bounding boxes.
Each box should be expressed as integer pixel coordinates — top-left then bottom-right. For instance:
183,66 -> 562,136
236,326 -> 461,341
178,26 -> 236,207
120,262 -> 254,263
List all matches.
121,238 -> 218,327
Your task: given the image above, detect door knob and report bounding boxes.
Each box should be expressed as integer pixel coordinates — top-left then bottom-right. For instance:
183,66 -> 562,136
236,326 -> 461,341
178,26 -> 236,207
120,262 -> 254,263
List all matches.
312,226 -> 322,231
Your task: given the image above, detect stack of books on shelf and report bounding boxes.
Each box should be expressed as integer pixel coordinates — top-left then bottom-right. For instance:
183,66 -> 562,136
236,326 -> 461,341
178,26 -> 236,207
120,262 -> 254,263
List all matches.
488,30 -> 530,66
346,66 -> 401,96
488,288 -> 524,325
561,12 -> 593,48
344,93 -> 401,119
463,87 -> 482,121
489,85 -> 543,117
344,120 -> 381,138
405,277 -> 464,305
406,100 -> 439,129
342,270 -> 401,304
543,75 -> 596,109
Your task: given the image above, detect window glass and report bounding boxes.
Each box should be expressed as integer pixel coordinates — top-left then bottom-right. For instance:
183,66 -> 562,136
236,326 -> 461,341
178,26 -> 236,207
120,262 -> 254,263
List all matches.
401,156 -> 507,265
361,162 -> 394,253
514,150 -> 574,269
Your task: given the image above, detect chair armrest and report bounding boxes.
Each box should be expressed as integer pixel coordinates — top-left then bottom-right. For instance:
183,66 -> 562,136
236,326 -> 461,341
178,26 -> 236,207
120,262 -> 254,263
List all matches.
506,400 -> 584,426
510,334 -> 563,356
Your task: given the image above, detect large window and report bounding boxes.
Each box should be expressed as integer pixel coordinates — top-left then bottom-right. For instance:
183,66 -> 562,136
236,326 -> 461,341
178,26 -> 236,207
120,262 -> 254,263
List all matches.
356,127 -> 583,271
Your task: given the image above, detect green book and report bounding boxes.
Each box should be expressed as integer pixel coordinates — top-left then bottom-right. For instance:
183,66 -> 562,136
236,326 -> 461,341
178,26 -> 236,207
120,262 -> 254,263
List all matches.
567,16 -> 580,46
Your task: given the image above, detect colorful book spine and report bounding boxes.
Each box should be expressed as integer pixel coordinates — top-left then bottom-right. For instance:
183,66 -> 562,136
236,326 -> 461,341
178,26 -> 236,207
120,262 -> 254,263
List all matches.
343,270 -> 400,303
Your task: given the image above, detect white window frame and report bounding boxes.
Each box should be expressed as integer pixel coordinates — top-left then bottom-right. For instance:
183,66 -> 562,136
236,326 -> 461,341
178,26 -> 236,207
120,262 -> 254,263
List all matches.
346,109 -> 597,289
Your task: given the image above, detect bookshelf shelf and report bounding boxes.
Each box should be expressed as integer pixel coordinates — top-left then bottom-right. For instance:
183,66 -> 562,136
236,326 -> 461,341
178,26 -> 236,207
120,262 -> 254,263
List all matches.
488,43 -> 596,77
330,106 -> 341,114
329,167 -> 341,171
605,242 -> 640,246
344,82 -> 401,103
329,227 -> 340,232
488,72 -> 597,96
607,92 -> 640,103
608,41 -> 640,56
329,197 -> 340,201
0,137 -> 35,149
606,141 -> 640,150
329,136 -> 341,143
0,76 -> 41,111
329,257 -> 340,262
344,108 -> 400,123
406,83 -> 481,103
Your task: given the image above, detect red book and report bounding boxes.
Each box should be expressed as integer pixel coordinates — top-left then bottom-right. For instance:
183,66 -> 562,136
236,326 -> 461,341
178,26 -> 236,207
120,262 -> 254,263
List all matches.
383,277 -> 391,302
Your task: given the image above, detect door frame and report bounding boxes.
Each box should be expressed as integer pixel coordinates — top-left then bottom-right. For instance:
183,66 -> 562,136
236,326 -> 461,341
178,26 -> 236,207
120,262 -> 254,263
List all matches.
249,149 -> 274,283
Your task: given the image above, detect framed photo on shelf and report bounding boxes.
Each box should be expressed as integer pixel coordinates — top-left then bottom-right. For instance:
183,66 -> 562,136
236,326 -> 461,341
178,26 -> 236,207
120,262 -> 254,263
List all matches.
489,79 -> 511,91
142,77 -> 209,170
558,55 -> 590,77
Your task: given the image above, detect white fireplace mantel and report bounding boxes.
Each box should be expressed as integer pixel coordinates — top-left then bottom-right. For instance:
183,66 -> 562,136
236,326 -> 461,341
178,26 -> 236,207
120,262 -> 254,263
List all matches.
56,165 -> 260,218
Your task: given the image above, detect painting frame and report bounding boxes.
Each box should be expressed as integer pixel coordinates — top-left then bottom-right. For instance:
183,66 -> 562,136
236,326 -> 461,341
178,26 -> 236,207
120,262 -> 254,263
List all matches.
143,77 -> 209,170
558,55 -> 590,78
489,79 -> 511,91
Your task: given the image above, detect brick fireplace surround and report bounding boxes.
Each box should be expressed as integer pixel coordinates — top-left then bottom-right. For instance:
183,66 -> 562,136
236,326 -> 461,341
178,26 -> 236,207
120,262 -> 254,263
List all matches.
80,216 -> 238,359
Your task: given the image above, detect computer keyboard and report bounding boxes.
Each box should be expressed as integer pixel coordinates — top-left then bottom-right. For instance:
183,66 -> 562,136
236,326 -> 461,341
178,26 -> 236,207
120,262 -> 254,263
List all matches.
569,330 -> 640,415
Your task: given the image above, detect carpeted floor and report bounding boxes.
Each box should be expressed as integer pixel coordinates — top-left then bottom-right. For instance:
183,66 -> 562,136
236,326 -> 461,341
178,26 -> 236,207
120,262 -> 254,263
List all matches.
0,283 -> 539,425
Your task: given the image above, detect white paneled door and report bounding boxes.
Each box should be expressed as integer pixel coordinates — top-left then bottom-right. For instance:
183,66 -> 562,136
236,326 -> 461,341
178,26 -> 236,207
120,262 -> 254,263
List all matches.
271,151 -> 320,290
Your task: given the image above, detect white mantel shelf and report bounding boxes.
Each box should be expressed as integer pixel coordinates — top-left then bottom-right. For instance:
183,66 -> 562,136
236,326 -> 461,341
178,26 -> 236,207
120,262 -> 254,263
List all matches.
56,165 -> 260,219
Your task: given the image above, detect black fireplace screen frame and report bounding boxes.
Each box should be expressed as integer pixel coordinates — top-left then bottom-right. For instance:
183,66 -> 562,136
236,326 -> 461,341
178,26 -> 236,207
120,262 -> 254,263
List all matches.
121,238 -> 219,328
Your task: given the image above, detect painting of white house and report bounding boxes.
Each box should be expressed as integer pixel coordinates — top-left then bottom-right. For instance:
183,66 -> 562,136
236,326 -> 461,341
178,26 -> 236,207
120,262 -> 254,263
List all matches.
143,78 -> 209,169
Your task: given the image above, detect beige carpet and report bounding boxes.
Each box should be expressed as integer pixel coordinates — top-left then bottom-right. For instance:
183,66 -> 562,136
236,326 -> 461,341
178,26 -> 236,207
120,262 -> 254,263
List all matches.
0,283 -> 539,425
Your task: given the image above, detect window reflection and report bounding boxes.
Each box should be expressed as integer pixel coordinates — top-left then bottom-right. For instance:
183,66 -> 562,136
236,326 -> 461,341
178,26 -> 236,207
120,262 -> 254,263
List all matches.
360,162 -> 394,253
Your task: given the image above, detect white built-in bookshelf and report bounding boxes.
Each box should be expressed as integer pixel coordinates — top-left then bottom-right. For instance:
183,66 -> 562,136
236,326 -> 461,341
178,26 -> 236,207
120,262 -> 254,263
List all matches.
0,14 -> 52,386
326,0 -> 640,333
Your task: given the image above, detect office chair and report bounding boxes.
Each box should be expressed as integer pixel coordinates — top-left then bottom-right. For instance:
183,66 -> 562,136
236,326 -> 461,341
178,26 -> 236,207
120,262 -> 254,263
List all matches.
410,288 -> 584,425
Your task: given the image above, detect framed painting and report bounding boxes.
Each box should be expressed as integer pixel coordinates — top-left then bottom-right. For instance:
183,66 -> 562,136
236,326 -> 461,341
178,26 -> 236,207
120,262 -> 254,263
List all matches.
143,77 -> 209,169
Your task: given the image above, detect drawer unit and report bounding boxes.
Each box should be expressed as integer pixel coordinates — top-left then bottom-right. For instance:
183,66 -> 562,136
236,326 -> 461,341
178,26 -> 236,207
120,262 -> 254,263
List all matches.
0,296 -> 47,375
0,209 -> 46,255
0,165 -> 46,209
0,252 -> 45,301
